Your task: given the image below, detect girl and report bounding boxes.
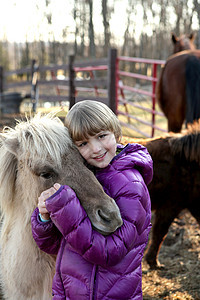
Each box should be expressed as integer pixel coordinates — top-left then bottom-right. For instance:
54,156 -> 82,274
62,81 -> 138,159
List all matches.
31,100 -> 153,300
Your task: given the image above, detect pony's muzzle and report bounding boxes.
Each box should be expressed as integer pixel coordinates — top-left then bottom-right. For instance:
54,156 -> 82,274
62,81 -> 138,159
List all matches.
95,206 -> 123,235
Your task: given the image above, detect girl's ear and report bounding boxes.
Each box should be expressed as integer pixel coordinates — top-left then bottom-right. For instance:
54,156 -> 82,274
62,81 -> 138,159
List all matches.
116,134 -> 122,143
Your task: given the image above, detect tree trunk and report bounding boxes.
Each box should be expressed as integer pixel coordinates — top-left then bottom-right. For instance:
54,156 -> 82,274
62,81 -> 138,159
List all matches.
102,0 -> 111,57
88,0 -> 96,57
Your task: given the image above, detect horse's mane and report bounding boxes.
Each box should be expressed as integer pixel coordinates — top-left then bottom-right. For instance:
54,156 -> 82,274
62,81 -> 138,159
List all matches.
169,121 -> 200,163
0,113 -> 72,215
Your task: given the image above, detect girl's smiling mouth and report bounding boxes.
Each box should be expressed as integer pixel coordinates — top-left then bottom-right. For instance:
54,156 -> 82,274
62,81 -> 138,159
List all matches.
93,152 -> 107,160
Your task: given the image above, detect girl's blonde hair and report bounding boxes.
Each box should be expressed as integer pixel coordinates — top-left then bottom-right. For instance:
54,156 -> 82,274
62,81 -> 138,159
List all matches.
65,100 -> 122,142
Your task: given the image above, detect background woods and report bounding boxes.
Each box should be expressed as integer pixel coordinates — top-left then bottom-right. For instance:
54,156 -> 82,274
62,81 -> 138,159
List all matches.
0,0 -> 200,71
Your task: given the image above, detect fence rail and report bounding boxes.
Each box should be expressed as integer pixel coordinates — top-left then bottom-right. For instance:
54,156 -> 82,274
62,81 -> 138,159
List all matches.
116,55 -> 166,137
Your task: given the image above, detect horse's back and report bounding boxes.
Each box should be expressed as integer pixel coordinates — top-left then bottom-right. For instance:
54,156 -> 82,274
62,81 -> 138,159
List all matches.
156,53 -> 187,124
156,50 -> 200,132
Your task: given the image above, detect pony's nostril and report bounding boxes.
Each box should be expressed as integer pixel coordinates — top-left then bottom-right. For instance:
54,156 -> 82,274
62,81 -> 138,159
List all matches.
97,209 -> 111,223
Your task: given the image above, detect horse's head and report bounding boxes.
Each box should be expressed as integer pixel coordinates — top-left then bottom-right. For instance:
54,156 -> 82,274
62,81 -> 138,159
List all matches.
0,114 -> 122,234
171,33 -> 196,54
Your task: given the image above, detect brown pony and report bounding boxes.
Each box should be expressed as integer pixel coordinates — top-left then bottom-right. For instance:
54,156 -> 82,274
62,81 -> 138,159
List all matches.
156,33 -> 200,132
0,114 -> 122,300
122,121 -> 200,268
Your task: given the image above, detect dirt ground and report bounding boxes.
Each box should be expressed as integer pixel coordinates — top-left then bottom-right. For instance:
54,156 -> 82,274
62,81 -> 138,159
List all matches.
143,211 -> 200,300
0,114 -> 199,300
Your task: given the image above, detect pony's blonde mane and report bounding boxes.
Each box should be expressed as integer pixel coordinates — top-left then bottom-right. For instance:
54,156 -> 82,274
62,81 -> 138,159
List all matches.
0,113 -> 72,216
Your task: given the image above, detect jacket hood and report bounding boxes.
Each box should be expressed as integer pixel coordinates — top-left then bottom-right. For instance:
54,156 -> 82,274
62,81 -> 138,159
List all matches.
113,143 -> 153,185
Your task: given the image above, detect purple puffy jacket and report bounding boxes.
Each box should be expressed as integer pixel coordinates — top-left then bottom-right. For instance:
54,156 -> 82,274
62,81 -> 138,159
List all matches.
31,143 -> 153,300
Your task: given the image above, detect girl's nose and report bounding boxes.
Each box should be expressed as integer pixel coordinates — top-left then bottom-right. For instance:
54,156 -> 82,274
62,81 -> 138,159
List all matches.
90,141 -> 101,153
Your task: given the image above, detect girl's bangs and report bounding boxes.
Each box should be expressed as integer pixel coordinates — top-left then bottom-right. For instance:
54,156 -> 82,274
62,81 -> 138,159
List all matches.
71,116 -> 107,141
66,100 -> 121,142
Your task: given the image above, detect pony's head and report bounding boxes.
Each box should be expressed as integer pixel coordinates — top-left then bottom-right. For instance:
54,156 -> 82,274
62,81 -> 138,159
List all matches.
0,113 -> 122,234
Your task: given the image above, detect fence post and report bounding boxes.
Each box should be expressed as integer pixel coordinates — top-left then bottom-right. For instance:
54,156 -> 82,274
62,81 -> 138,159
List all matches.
108,48 -> 117,114
69,55 -> 75,109
31,59 -> 39,113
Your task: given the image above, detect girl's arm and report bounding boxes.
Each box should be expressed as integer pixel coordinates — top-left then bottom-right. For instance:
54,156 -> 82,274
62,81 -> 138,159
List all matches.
41,182 -> 151,267
31,183 -> 62,255
31,207 -> 62,255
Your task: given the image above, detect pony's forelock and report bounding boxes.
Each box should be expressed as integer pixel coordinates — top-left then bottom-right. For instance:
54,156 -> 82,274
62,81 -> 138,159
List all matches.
14,114 -> 72,167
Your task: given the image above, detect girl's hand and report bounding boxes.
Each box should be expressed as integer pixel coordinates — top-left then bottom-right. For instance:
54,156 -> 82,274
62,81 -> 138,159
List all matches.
38,183 -> 61,220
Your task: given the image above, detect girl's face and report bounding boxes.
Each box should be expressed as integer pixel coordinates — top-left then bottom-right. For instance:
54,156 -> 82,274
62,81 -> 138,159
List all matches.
75,131 -> 117,168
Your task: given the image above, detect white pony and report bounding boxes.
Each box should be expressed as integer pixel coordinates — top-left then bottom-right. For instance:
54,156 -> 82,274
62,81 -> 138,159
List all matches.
0,114 -> 122,300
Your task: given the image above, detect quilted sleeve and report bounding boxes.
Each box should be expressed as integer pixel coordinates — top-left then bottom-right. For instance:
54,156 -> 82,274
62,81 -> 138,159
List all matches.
31,207 -> 62,255
45,182 -> 151,268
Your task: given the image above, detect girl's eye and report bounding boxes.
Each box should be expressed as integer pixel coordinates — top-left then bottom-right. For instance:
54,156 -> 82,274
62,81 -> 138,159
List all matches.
77,141 -> 87,147
99,134 -> 107,139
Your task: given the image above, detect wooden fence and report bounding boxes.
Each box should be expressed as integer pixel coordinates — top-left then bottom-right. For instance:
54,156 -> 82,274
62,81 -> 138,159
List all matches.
0,54 -> 113,111
0,49 -> 167,137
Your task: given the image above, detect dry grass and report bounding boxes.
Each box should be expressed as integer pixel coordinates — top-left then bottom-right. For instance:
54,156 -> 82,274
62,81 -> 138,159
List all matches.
118,101 -> 168,138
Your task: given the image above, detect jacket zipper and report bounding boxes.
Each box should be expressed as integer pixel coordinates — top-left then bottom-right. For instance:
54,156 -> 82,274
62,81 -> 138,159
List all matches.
90,264 -> 97,300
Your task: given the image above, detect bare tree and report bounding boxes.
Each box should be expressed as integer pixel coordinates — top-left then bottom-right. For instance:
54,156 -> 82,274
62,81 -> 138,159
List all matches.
87,0 -> 95,57
193,0 -> 200,48
80,1 -> 87,56
20,39 -> 30,76
0,40 -> 9,71
101,0 -> 111,56
73,0 -> 79,56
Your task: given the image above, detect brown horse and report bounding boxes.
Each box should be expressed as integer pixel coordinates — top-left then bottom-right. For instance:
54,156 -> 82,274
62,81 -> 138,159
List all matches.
156,33 -> 200,133
122,121 -> 200,268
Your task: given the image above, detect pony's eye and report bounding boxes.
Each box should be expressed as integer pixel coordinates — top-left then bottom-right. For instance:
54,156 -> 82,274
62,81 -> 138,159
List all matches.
40,172 -> 53,179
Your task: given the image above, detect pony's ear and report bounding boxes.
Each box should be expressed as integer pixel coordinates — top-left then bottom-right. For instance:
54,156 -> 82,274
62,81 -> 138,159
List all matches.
0,134 -> 19,156
171,33 -> 177,44
189,32 -> 196,41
